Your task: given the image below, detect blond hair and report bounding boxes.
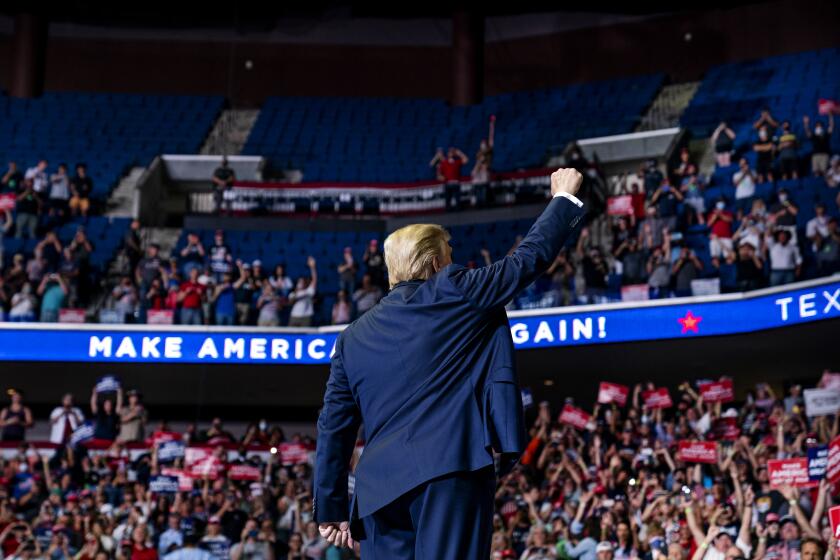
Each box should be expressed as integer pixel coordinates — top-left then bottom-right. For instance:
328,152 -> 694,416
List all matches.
384,224 -> 450,288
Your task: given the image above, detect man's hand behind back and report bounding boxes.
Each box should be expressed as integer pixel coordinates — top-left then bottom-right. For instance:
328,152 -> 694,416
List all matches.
551,168 -> 583,198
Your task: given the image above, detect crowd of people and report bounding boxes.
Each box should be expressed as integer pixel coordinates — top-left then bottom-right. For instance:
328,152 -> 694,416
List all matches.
0,160 -> 95,229
0,380 -> 337,560
0,159 -> 99,322
0,373 -> 838,560
100,228 -> 388,327
0,227 -> 97,322
1,107 -> 839,323
553,108 -> 839,306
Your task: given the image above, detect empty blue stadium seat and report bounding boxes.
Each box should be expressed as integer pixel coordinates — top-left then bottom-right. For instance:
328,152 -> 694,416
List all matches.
244,75 -> 665,183
0,92 -> 224,201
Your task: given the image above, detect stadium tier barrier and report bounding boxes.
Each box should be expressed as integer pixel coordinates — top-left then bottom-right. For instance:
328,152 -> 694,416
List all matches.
0,439 -> 312,468
193,168 -> 556,215
0,275 -> 837,365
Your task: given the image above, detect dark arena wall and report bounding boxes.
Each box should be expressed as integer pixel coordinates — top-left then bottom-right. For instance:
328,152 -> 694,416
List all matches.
0,0 -> 835,103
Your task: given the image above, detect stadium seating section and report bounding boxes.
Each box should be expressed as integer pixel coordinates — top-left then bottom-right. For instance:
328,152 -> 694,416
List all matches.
243,75 -> 664,182
4,48 -> 840,323
681,47 -> 840,146
0,92 -> 224,200
176,219 -> 545,322
676,48 -> 840,280
2,216 -> 131,281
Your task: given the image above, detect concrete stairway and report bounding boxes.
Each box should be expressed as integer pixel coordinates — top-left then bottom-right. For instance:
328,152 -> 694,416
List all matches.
142,227 -> 183,260
200,109 -> 260,156
105,166 -> 146,217
636,82 -> 700,132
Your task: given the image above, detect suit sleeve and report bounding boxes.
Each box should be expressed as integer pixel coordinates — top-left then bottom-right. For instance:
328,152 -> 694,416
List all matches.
313,338 -> 361,523
450,195 -> 585,310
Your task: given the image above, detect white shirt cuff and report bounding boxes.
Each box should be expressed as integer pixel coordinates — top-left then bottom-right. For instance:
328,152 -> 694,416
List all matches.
553,191 -> 584,208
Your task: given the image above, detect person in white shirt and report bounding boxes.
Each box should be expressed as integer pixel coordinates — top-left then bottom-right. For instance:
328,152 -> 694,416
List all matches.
732,158 -> 756,200
9,282 -> 37,322
25,160 -> 49,194
732,201 -> 766,252
48,164 -> 71,217
806,203 -> 830,250
200,518 -> 231,560
164,533 -> 211,560
49,394 -> 85,444
765,229 -> 801,286
686,490 -> 754,560
288,256 -> 317,327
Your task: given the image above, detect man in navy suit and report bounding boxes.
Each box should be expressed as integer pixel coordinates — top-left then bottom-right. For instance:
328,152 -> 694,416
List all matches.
314,168 -> 585,558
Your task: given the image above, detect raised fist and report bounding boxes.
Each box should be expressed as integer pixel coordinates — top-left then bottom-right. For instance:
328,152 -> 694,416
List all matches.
550,168 -> 583,198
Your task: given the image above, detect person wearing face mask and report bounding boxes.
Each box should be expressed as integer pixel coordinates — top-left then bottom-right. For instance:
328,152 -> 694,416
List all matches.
243,420 -> 270,446
732,159 -> 756,201
802,114 -> 833,176
776,121 -> 799,180
707,200 -> 734,260
753,126 -> 775,183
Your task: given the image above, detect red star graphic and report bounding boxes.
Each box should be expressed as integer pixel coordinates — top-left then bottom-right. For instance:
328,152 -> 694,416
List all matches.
678,311 -> 702,334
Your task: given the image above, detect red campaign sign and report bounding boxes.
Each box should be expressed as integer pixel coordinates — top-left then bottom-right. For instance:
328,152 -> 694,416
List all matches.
829,506 -> 840,542
58,309 -> 86,324
161,468 -> 194,492
620,285 -> 650,302
559,404 -> 591,430
147,309 -> 174,325
819,99 -> 839,116
828,435 -> 840,484
698,380 -> 734,403
711,417 -> 741,441
0,193 -> 15,211
607,195 -> 635,216
643,388 -> 673,409
598,382 -> 629,406
185,447 -> 224,480
678,441 -> 718,464
228,464 -> 262,481
768,458 -> 817,489
278,443 -> 310,465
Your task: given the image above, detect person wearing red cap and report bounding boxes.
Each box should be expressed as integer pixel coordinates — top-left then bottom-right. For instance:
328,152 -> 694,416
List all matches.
200,518 -> 230,560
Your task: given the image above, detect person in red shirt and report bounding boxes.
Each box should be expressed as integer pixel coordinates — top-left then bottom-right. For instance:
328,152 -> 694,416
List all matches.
707,199 -> 734,259
429,147 -> 469,211
129,525 -> 158,560
177,267 -> 205,325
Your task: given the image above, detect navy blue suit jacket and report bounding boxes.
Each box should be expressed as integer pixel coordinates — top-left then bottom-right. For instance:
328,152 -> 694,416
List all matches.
314,195 -> 585,527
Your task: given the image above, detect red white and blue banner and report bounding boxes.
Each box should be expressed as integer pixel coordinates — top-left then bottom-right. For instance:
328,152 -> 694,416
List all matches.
218,168 -> 554,215
0,277 -> 837,365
